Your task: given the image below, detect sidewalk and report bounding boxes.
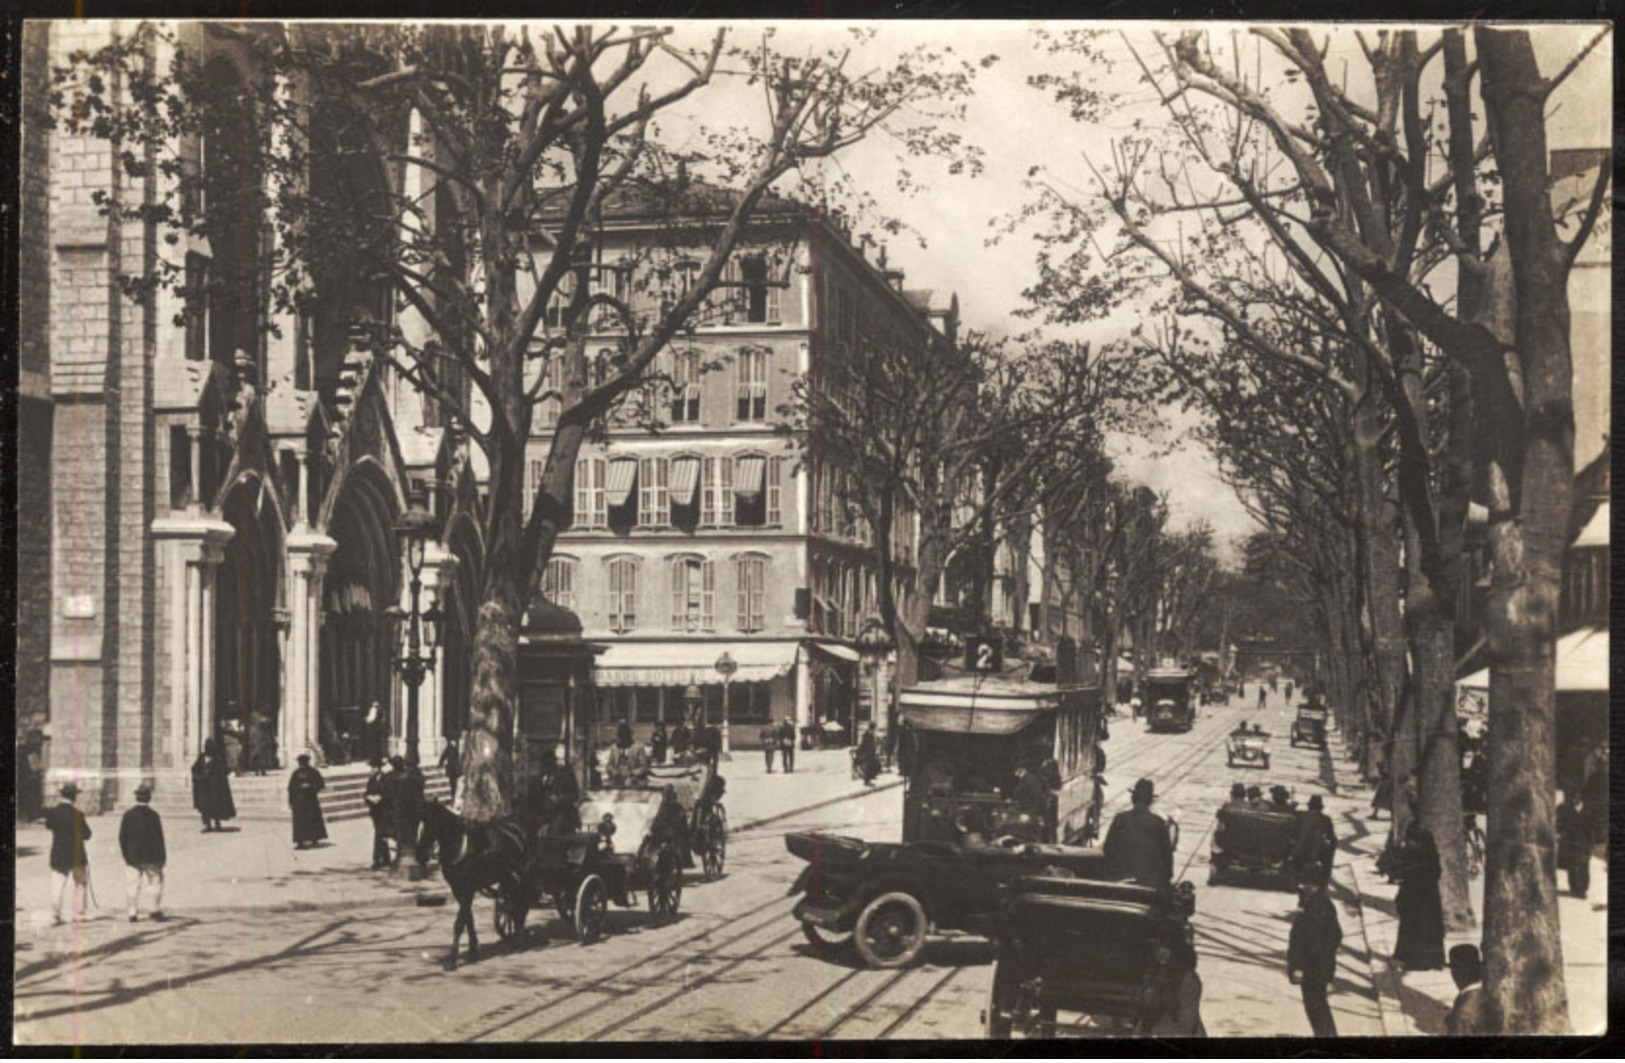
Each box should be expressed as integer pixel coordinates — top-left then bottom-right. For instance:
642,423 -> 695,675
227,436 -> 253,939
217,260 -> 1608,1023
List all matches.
13,746 -> 895,931
1318,732 -> 1608,1036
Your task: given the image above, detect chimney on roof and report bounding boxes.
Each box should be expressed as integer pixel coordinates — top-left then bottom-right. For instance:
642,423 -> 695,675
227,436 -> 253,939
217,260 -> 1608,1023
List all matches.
879,246 -> 904,291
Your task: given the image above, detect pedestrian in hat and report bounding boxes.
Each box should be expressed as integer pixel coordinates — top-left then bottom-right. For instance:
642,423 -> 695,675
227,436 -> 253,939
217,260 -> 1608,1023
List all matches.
119,783 -> 167,922
191,737 -> 236,832
1226,782 -> 1248,809
779,717 -> 797,774
288,754 -> 328,850
45,782 -> 93,925
759,724 -> 779,773
1245,784 -> 1265,811
650,721 -> 669,766
1269,785 -> 1297,813
1287,869 -> 1342,1036
393,754 -> 426,865
1103,778 -> 1173,888
364,756 -> 392,869
1294,794 -> 1337,882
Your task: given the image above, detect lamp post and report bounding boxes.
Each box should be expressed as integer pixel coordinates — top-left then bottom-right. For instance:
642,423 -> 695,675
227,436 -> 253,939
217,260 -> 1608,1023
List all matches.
386,486 -> 444,881
714,652 -> 737,757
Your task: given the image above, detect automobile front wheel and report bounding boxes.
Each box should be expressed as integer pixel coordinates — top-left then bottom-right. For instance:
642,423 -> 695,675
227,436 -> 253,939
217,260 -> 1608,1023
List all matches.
802,921 -> 855,953
853,891 -> 928,969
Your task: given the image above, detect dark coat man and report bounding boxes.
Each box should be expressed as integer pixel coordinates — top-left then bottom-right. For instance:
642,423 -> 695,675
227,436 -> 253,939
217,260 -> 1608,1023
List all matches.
1391,824 -> 1444,970
778,719 -> 797,773
1556,794 -> 1593,899
1294,795 -> 1337,880
670,722 -> 692,760
1226,783 -> 1249,808
760,726 -> 779,772
191,738 -> 237,830
1103,779 -> 1173,887
1287,876 -> 1342,1036
288,756 -> 328,849
365,758 -> 392,868
46,783 -> 93,924
1013,767 -> 1050,835
119,793 -> 167,868
19,731 -> 46,823
120,785 -> 168,922
857,725 -> 880,785
1445,944 -> 1485,1035
46,786 -> 92,875
392,756 -> 426,858
697,724 -> 723,769
650,722 -> 669,765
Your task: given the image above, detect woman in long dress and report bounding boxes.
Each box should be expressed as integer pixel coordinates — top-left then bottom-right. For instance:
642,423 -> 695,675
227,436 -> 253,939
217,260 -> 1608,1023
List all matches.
1391,822 -> 1445,970
191,737 -> 237,831
289,754 -> 329,850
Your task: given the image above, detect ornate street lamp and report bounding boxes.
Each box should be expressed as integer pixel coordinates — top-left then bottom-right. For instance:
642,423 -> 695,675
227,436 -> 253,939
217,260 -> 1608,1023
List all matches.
386,485 -> 444,881
714,651 -> 737,757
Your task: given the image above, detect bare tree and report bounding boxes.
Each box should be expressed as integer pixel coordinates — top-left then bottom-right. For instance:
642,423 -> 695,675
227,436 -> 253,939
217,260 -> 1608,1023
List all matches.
57,21 -> 992,819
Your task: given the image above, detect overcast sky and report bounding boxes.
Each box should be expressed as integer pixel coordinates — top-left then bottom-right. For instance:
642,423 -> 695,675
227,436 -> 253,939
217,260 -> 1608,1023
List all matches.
646,21 -> 1611,564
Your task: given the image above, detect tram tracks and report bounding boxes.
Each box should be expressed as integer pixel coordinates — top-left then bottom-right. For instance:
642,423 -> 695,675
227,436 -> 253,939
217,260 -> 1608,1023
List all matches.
456,702 -> 1252,1045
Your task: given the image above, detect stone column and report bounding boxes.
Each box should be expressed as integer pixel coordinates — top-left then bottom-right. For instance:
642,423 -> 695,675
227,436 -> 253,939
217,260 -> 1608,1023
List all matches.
285,530 -> 337,765
152,516 -> 235,772
794,646 -> 813,735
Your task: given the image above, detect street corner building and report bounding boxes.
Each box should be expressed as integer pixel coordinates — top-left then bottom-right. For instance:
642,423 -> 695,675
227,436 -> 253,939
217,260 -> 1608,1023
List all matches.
16,20 -> 959,817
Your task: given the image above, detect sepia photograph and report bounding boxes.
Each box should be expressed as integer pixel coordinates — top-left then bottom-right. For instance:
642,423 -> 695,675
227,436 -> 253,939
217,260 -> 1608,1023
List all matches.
11,16 -> 1612,1047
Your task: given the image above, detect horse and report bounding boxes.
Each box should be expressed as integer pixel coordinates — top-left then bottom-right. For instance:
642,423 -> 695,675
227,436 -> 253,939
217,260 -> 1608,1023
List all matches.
416,801 -> 531,970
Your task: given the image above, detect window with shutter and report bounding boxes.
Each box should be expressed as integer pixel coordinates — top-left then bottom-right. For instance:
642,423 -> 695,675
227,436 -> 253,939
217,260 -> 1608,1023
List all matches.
670,350 -> 701,424
543,557 -> 577,612
702,558 -> 715,629
736,349 -> 767,422
735,555 -> 768,633
575,458 -> 606,529
609,558 -> 638,632
766,457 -> 782,526
639,457 -> 669,527
703,456 -> 734,527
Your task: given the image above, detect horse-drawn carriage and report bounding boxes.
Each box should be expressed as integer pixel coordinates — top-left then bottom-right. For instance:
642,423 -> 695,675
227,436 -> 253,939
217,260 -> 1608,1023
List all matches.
1206,804 -> 1298,889
488,760 -> 728,947
984,877 -> 1203,1037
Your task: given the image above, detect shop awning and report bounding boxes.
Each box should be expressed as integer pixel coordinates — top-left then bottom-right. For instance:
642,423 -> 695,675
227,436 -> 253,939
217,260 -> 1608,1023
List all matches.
593,641 -> 800,687
811,640 -> 860,662
605,459 -> 637,507
1574,502 -> 1609,549
1456,626 -> 1609,694
670,457 -> 701,506
734,455 -> 766,501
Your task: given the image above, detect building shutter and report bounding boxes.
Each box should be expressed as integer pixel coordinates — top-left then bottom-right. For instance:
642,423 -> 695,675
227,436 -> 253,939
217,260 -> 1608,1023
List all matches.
766,457 -> 782,525
702,559 -> 715,630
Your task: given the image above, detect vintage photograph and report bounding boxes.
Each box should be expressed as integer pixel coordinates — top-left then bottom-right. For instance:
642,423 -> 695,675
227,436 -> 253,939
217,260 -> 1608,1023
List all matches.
13,18 -> 1610,1045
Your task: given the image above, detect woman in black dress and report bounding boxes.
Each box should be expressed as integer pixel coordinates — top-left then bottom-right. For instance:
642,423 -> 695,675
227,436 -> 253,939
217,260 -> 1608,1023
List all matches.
191,737 -> 237,832
1391,822 -> 1445,970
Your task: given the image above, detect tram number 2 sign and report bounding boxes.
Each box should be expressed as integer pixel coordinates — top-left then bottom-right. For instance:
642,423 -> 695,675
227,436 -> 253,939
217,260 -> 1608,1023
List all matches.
965,636 -> 1004,674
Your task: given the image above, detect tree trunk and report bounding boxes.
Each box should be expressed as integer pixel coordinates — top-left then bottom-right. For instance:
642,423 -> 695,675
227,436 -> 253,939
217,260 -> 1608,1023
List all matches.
1475,26 -> 1575,1033
1351,377 -> 1405,783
